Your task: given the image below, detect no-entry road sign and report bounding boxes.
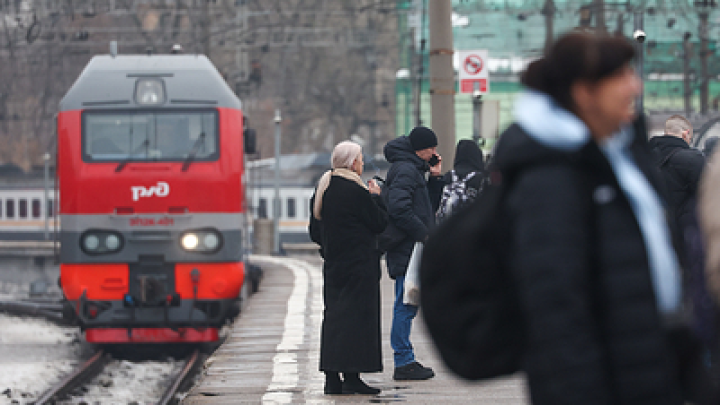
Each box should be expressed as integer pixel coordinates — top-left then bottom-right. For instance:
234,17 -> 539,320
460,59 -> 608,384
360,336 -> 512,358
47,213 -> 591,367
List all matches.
458,50 -> 489,94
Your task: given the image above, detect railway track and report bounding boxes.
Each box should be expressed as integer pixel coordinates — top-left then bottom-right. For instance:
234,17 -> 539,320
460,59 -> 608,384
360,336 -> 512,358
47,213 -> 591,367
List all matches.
32,349 -> 202,405
0,299 -> 68,325
33,349 -> 109,405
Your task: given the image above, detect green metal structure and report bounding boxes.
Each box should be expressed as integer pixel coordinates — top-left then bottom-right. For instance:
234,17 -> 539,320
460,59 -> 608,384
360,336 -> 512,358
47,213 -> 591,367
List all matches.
396,0 -> 720,144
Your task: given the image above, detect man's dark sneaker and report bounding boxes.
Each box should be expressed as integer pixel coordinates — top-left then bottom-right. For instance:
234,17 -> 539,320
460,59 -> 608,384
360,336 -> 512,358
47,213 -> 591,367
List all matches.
393,361 -> 435,381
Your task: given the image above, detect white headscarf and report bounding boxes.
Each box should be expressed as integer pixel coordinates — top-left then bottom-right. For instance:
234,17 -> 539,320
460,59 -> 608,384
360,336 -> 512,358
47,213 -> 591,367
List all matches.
313,141 -> 367,220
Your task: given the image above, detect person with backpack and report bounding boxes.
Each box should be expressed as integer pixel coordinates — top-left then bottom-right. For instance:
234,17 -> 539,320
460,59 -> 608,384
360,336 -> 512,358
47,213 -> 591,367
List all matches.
382,126 -> 444,381
436,139 -> 487,222
424,31 -> 716,404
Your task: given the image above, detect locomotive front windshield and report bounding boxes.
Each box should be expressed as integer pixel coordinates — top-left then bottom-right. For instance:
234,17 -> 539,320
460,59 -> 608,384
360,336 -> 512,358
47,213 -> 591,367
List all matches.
82,110 -> 219,162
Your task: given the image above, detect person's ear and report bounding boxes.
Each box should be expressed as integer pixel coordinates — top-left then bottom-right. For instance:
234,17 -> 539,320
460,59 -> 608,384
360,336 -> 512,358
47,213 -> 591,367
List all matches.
571,81 -> 593,113
682,129 -> 691,143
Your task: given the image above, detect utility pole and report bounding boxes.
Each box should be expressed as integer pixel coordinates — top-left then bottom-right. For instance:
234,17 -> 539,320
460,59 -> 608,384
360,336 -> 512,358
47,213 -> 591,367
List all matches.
542,0 -> 556,54
683,32 -> 693,117
273,109 -> 281,255
594,0 -> 606,32
415,37 -> 426,127
633,10 -> 645,114
699,9 -> 709,115
428,0 -> 456,165
43,153 -> 50,240
202,0 -> 210,56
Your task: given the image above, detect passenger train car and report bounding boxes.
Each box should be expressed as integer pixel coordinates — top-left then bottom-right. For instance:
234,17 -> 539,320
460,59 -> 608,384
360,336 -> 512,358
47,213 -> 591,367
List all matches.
0,185 -> 57,240
56,52 -> 249,344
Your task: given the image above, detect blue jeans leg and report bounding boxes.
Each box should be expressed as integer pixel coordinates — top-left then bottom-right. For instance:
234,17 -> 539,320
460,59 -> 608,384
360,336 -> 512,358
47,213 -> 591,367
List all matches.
391,276 -> 418,367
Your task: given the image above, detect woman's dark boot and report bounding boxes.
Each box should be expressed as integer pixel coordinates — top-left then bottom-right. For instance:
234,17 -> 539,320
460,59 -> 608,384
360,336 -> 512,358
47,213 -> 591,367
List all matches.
324,371 -> 343,395
342,372 -> 381,395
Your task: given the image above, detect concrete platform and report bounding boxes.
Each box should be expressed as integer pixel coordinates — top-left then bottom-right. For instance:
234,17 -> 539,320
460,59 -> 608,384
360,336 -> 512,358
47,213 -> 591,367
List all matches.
182,254 -> 529,404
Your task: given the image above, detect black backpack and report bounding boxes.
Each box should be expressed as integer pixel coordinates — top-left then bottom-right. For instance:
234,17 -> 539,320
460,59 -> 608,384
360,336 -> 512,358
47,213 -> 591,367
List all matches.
420,179 -> 525,380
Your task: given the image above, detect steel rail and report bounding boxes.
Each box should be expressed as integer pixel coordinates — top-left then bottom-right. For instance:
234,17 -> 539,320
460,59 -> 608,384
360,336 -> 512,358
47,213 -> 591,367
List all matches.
0,300 -> 67,324
33,349 -> 109,405
157,350 -> 202,405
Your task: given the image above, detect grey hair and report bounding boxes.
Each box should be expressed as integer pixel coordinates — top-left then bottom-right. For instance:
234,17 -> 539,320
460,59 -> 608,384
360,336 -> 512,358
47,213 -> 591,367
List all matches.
665,114 -> 693,137
331,141 -> 362,169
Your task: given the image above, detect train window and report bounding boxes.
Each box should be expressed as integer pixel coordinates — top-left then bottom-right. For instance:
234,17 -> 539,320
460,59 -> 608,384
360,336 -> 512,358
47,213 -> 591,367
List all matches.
0,199 -> 3,217
32,199 -> 41,218
6,199 -> 14,219
19,199 -> 27,219
82,110 -> 219,163
287,198 -> 296,219
258,198 -> 268,219
47,200 -> 54,218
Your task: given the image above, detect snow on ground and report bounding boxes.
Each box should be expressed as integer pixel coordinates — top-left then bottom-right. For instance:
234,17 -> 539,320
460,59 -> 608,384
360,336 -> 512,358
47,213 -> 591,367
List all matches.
71,359 -> 184,404
0,313 -> 81,403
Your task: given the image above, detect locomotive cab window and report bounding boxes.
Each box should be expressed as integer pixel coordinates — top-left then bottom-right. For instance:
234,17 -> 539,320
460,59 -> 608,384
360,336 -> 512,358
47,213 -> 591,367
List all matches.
82,110 -> 219,163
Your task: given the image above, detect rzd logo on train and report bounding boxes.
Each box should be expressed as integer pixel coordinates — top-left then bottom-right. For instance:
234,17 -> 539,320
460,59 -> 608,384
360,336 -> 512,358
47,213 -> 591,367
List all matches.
131,181 -> 170,201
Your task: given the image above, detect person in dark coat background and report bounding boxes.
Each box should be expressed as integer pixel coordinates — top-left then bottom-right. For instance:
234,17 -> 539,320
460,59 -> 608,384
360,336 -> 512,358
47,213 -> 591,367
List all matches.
382,127 -> 444,380
309,141 -> 388,395
649,116 -> 718,367
648,115 -> 705,229
492,32 -> 716,404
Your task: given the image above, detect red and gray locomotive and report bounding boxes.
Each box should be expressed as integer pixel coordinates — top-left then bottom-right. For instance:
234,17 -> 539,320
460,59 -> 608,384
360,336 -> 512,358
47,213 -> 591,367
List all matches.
57,52 -> 252,344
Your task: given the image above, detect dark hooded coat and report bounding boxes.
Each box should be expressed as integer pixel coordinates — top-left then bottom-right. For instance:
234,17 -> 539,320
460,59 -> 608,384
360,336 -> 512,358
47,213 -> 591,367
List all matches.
382,136 -> 444,278
442,139 -> 486,192
494,121 -> 714,405
309,175 -> 388,373
648,135 -> 705,229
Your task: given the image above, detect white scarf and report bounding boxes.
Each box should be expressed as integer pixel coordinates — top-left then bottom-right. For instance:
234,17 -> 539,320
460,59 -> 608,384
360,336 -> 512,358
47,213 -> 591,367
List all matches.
313,168 -> 367,220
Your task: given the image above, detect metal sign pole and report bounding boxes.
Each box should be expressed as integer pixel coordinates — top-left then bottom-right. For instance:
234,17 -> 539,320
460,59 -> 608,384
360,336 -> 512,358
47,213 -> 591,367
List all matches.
43,153 -> 50,240
273,109 -> 281,255
634,10 -> 645,114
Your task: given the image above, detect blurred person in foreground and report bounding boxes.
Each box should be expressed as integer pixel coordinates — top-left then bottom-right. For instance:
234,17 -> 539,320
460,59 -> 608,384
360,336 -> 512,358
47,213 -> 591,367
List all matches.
704,136 -> 720,159
699,144 -> 720,382
492,31 -> 716,404
309,141 -> 388,395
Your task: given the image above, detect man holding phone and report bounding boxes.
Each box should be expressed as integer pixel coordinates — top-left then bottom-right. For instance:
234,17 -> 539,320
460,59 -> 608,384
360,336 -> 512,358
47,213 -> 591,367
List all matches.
382,126 -> 444,380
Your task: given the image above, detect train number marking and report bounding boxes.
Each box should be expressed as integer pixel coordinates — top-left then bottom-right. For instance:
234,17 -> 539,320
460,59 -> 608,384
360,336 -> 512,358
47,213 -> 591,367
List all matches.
131,181 -> 170,201
129,217 -> 175,226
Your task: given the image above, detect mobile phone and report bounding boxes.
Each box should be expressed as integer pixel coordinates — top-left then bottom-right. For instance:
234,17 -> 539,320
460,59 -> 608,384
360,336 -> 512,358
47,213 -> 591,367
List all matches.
428,154 -> 440,167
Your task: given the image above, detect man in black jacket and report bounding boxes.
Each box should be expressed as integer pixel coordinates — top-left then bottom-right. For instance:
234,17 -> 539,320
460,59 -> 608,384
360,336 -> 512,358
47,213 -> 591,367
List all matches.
648,114 -> 705,228
649,115 -> 718,356
383,126 -> 444,380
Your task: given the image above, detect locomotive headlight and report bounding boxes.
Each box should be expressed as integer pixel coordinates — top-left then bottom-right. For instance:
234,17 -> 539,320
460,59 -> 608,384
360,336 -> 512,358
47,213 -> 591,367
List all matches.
84,235 -> 100,251
105,234 -> 120,250
81,230 -> 123,255
134,78 -> 166,106
203,233 -> 219,250
180,229 -> 222,252
182,234 -> 199,250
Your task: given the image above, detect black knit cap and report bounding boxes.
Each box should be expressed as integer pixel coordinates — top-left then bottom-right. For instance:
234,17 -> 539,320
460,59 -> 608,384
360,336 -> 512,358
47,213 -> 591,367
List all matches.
408,126 -> 438,151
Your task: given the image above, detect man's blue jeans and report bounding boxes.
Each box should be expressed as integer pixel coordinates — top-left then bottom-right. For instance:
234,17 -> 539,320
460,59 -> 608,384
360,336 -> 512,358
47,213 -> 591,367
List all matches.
391,275 -> 418,367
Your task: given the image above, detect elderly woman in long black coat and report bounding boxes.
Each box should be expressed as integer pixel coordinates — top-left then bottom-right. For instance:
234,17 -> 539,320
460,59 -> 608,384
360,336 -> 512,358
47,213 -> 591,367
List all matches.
309,141 -> 388,395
